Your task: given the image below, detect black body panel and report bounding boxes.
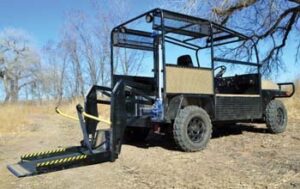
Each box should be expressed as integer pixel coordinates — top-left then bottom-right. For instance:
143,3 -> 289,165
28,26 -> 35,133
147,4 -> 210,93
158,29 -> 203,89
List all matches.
215,74 -> 259,94
215,96 -> 262,121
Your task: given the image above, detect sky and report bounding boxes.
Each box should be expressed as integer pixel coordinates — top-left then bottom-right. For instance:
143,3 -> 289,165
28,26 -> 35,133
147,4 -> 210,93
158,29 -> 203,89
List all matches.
0,0 -> 299,95
0,0 -> 89,46
0,0 -> 155,46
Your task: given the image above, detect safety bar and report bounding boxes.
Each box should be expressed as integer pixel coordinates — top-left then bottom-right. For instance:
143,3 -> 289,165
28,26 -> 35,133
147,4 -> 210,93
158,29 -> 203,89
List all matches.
213,57 -> 260,67
276,82 -> 295,98
55,107 -> 111,125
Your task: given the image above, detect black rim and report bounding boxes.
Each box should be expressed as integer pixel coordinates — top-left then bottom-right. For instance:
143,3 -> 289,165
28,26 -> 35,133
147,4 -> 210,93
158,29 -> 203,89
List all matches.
187,117 -> 205,143
276,108 -> 285,126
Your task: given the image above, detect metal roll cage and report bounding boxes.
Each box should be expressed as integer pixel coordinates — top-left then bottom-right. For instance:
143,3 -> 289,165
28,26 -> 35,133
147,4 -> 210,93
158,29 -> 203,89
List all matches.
110,8 -> 262,118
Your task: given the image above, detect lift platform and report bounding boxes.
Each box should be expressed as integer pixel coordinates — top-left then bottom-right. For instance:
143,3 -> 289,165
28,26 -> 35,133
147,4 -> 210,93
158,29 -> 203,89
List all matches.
7,82 -> 128,177
8,146 -> 111,177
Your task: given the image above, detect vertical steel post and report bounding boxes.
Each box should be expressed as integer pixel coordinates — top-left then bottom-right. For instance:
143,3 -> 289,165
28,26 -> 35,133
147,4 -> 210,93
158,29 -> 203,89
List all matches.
209,23 -> 216,118
76,105 -> 93,153
160,9 -> 166,121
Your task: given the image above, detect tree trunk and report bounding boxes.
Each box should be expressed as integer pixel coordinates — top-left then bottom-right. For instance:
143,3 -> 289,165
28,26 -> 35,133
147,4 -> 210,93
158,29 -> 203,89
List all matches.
4,92 -> 10,102
10,79 -> 19,102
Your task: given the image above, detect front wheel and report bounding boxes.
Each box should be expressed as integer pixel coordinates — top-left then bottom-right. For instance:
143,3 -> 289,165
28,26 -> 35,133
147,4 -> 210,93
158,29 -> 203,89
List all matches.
173,106 -> 212,152
265,100 -> 288,133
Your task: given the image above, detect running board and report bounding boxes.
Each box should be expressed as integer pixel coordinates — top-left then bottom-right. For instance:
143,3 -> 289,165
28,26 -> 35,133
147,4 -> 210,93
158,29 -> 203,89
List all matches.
7,146 -> 111,177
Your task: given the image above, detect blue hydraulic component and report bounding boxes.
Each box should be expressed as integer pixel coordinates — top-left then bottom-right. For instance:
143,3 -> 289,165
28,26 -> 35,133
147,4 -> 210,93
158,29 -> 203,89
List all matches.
151,98 -> 163,121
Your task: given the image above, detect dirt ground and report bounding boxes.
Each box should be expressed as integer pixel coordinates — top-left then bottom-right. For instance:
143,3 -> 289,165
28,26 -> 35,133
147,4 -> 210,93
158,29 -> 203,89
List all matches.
0,113 -> 300,189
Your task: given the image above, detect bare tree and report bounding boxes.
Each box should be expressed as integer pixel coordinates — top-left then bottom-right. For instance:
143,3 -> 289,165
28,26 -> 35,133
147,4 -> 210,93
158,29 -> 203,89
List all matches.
59,25 -> 85,98
0,28 -> 41,102
161,0 -> 300,75
41,41 -> 68,100
91,0 -> 146,78
58,0 -> 145,91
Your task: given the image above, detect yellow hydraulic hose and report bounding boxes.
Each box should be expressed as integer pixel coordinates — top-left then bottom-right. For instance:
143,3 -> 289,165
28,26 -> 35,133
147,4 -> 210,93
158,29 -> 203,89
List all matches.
82,112 -> 111,125
55,107 -> 111,125
55,108 -> 79,121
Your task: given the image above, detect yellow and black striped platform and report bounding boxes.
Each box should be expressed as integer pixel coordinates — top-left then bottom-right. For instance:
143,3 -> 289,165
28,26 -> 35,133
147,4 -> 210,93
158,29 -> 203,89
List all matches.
36,154 -> 88,168
21,148 -> 66,160
8,146 -> 111,177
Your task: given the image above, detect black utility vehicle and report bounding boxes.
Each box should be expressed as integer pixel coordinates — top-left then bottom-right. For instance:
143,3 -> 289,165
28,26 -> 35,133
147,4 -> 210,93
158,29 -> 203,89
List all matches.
8,8 -> 295,177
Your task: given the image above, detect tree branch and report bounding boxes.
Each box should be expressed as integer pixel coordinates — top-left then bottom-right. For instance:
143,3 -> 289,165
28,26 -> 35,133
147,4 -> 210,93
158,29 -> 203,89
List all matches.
253,6 -> 300,39
18,80 -> 36,90
213,0 -> 258,24
288,0 -> 300,4
261,12 -> 297,70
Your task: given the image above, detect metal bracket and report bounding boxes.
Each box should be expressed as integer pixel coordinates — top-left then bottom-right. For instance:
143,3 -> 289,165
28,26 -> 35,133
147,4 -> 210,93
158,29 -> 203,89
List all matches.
76,105 -> 93,153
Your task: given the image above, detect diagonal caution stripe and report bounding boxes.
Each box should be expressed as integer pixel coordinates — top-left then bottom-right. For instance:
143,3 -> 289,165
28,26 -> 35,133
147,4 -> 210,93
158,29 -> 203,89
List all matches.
36,154 -> 88,168
21,148 -> 66,159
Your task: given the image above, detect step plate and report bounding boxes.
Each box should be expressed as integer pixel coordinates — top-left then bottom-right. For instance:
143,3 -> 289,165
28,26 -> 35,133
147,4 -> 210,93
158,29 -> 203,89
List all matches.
8,152 -> 84,177
7,163 -> 34,177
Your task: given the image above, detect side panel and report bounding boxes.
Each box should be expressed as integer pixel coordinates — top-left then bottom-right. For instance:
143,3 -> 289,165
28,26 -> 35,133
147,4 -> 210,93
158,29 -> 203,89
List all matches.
165,66 -> 213,94
215,96 -> 262,121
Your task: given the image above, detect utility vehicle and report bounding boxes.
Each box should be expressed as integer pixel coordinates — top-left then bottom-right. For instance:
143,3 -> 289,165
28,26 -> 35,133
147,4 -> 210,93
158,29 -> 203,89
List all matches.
8,8 -> 295,177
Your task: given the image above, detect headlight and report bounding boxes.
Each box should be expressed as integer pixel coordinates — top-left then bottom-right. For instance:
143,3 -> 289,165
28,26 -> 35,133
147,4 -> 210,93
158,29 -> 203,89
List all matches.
145,13 -> 153,23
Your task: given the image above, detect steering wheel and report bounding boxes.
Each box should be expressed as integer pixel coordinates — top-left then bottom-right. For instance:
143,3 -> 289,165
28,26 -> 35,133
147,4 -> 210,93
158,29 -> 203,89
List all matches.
214,65 -> 227,78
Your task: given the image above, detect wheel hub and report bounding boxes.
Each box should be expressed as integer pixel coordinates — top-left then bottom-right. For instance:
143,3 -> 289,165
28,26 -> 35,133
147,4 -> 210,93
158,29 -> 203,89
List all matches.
276,108 -> 285,126
187,117 -> 205,143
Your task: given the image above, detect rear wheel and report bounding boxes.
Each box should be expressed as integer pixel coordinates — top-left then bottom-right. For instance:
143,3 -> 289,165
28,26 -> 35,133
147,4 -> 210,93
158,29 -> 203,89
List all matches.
265,100 -> 287,133
173,106 -> 212,152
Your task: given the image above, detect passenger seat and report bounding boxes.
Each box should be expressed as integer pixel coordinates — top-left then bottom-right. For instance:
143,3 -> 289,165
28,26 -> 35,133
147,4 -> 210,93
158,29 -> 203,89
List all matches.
177,55 -> 194,67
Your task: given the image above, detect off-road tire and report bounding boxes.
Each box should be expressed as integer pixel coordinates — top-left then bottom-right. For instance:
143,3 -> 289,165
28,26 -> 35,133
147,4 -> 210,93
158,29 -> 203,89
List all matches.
265,100 -> 287,134
173,106 -> 212,152
124,127 -> 150,143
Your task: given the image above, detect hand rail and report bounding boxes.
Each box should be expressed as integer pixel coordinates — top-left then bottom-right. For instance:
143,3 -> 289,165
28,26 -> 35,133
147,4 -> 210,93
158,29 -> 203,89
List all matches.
213,57 -> 260,67
276,82 -> 295,98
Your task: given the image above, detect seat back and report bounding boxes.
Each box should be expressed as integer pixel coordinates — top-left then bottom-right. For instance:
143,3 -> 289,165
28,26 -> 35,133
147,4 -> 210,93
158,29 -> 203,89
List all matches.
177,55 -> 193,67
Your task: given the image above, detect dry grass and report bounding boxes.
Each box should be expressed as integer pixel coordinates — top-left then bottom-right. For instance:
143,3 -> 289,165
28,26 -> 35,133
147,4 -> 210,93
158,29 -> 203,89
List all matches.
282,79 -> 300,119
0,97 -> 112,134
0,99 -> 82,134
0,80 -> 298,134
0,102 -> 51,134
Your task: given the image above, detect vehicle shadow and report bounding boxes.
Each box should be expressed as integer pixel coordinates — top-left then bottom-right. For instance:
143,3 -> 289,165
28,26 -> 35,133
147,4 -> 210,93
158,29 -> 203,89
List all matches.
124,133 -> 179,151
124,123 -> 269,151
212,123 -> 268,138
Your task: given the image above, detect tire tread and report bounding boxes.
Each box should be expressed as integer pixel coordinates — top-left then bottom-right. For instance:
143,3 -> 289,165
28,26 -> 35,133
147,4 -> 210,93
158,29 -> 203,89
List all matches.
173,106 -> 212,152
265,100 -> 287,134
